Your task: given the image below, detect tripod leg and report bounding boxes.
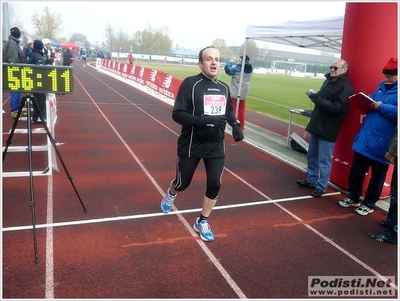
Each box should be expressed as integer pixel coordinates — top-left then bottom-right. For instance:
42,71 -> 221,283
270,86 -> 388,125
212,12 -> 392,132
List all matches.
31,96 -> 87,213
26,98 -> 39,264
2,97 -> 27,161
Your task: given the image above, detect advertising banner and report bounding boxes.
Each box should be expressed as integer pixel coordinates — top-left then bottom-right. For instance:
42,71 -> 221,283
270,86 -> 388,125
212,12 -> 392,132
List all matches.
98,59 -> 183,101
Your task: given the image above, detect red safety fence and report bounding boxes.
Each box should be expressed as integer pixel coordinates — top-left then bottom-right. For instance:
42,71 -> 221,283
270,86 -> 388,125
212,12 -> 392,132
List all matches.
96,59 -> 184,101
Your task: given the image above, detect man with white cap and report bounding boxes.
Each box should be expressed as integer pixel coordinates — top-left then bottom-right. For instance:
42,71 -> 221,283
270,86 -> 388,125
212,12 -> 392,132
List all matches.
42,38 -> 55,65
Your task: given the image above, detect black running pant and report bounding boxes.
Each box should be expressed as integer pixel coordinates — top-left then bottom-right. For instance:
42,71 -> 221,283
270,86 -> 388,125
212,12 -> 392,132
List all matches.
173,156 -> 224,200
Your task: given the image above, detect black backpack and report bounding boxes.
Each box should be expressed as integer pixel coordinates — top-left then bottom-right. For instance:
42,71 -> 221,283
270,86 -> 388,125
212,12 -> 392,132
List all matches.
290,138 -> 308,154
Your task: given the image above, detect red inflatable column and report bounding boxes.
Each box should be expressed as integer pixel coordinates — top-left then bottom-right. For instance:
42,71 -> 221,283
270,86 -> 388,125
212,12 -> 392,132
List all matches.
330,2 -> 398,197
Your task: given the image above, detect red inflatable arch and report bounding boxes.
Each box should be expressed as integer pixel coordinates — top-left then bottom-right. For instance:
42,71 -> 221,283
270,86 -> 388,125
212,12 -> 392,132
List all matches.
330,2 -> 398,198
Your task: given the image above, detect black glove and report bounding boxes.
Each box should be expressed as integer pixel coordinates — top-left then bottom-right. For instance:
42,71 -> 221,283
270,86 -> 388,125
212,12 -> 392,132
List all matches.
202,115 -> 226,128
232,123 -> 244,142
308,93 -> 321,103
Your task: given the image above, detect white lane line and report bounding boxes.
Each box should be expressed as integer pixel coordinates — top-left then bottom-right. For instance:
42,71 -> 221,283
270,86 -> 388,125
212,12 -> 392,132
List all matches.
45,175 -> 54,299
224,166 -> 397,290
2,194 -> 339,231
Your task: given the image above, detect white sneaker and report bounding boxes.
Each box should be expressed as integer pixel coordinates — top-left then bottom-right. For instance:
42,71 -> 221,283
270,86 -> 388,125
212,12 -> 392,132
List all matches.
355,205 -> 374,216
338,198 -> 360,208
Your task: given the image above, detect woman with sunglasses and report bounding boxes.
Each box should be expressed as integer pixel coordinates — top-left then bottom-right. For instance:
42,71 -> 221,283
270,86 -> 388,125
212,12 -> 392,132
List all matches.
296,59 -> 354,197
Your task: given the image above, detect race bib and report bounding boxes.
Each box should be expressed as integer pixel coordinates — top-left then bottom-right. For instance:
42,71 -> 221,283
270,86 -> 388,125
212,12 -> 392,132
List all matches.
203,95 -> 226,115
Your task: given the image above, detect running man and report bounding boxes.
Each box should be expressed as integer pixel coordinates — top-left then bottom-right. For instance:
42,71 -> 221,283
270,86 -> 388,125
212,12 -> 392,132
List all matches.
161,46 -> 244,242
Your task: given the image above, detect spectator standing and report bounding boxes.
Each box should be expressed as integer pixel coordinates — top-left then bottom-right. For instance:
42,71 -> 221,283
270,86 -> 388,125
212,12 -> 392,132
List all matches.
27,40 -> 51,123
81,48 -> 87,66
127,53 -> 135,65
160,46 -> 244,242
2,27 -> 27,118
368,126 -> 397,244
63,49 -> 73,66
224,55 -> 253,130
296,59 -> 354,197
23,42 -> 34,62
42,38 -> 55,65
339,57 -> 398,215
70,48 -> 76,59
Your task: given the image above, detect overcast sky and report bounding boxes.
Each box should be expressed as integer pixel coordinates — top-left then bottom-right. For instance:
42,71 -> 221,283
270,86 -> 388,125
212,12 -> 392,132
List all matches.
6,1 -> 346,52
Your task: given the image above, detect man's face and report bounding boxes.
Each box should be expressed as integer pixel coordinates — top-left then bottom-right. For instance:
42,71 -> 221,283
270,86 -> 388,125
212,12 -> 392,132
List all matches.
383,74 -> 398,84
329,59 -> 347,78
198,48 -> 220,80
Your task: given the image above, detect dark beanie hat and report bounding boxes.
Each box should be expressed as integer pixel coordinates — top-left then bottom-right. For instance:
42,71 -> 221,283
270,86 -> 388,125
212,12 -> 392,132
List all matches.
240,55 -> 250,62
382,57 -> 397,75
10,27 -> 21,39
33,39 -> 44,51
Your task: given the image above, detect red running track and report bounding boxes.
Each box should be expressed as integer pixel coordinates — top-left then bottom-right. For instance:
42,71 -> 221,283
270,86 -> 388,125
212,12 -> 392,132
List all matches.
2,62 -> 397,299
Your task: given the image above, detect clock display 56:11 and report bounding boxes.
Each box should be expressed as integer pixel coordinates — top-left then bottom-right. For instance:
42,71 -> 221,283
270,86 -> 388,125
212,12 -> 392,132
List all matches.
2,63 -> 74,94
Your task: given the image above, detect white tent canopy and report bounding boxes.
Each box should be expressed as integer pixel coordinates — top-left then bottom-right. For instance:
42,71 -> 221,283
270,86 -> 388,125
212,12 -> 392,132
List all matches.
245,16 -> 344,53
234,16 -> 344,118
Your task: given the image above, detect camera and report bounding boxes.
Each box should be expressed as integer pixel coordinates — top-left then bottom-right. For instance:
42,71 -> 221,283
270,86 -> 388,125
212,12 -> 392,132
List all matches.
305,89 -> 315,96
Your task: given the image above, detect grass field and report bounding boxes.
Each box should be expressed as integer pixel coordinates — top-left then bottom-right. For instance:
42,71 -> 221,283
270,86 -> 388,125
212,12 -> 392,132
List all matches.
123,62 -> 325,126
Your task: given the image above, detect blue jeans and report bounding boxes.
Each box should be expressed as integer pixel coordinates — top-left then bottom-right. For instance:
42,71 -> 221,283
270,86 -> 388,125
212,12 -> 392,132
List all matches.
10,92 -> 21,112
348,152 -> 389,209
306,133 -> 334,192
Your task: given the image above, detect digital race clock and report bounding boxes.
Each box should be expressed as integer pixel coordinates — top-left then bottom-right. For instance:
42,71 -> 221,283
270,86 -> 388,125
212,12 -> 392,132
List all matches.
2,63 -> 74,94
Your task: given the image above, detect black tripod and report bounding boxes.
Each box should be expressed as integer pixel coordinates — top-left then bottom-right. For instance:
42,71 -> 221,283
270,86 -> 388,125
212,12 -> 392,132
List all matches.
3,94 -> 87,264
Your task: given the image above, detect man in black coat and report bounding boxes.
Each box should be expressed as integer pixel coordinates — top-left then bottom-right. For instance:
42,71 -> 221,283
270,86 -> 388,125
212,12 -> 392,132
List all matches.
296,59 -> 354,197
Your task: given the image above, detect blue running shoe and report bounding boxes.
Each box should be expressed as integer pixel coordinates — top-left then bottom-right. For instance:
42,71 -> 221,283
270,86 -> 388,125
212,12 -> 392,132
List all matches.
193,218 -> 214,241
161,188 -> 176,213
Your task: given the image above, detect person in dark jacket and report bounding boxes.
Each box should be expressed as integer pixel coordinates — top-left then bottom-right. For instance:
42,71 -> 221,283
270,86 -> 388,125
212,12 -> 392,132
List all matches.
23,42 -> 34,62
2,27 -> 27,118
339,57 -> 397,215
160,46 -> 244,242
28,40 -> 48,123
368,126 -> 397,243
296,59 -> 354,197
63,49 -> 73,66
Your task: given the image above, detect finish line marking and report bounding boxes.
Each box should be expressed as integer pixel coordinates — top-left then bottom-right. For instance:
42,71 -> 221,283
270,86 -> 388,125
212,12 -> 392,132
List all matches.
2,193 -> 340,232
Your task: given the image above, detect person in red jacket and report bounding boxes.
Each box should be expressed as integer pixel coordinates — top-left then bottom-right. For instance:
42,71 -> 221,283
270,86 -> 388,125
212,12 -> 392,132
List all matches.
127,53 -> 134,65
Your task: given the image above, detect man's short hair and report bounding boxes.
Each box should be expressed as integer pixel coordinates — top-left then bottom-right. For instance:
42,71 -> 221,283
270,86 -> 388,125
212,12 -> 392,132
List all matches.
198,46 -> 216,62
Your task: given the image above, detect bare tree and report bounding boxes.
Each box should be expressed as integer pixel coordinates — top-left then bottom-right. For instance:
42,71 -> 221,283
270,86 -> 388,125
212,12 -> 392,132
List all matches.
114,28 -> 131,52
104,23 -> 114,52
237,39 -> 259,61
30,6 -> 63,39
